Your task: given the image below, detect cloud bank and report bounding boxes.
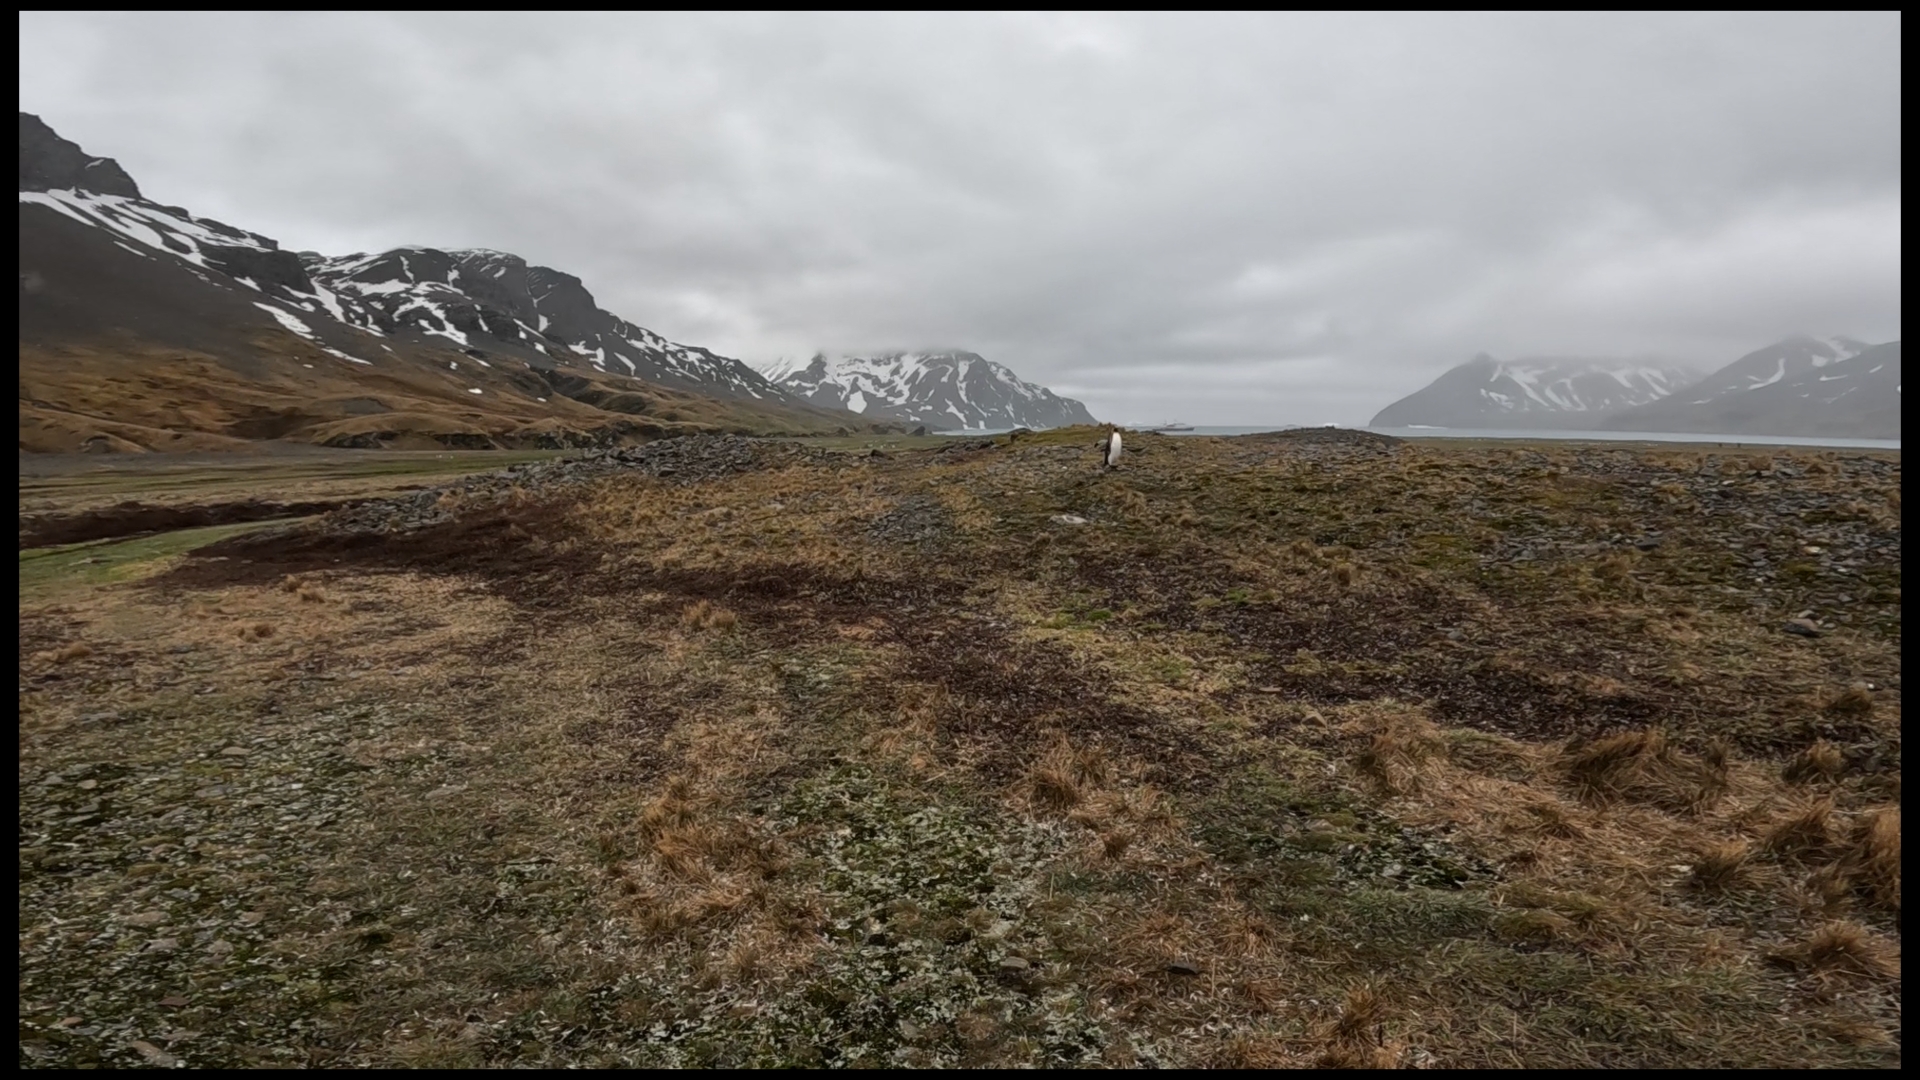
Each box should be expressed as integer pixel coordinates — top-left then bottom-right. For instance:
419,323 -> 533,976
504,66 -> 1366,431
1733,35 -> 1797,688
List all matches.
18,12 -> 1902,423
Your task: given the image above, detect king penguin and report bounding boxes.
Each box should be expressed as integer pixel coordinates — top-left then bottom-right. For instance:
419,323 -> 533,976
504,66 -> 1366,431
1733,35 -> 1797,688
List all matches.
1102,428 -> 1123,470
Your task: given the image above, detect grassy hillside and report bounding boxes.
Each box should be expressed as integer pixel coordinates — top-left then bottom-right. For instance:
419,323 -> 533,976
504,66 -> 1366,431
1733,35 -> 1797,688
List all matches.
20,337 -> 894,454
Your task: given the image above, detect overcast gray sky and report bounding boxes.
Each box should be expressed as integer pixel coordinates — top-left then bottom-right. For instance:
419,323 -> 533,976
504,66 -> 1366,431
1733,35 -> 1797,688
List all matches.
18,12 -> 1903,424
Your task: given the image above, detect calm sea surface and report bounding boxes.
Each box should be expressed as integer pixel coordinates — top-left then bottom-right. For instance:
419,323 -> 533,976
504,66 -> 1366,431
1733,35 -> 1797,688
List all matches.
936,425 -> 1899,450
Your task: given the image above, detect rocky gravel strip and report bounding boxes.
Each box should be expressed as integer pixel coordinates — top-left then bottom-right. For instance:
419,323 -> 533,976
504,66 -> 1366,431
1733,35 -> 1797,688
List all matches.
865,495 -> 956,548
1470,450 -> 1900,617
18,701 -> 406,1067
322,435 -> 851,535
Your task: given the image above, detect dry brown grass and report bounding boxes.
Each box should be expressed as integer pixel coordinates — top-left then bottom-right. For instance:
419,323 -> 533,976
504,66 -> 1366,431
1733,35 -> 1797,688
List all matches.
1782,740 -> 1847,785
1595,552 -> 1637,582
638,775 -> 699,840
1688,839 -> 1753,892
1564,728 -> 1729,812
1026,733 -> 1118,813
1313,983 -> 1400,1069
1763,796 -> 1836,862
1349,705 -> 1444,795
1841,806 -> 1901,912
678,599 -> 739,632
1770,921 -> 1901,979
235,621 -> 277,641
1821,686 -> 1876,719
16,428 -> 1902,1069
1494,908 -> 1576,945
1028,763 -> 1082,810
1528,801 -> 1587,840
31,641 -> 95,665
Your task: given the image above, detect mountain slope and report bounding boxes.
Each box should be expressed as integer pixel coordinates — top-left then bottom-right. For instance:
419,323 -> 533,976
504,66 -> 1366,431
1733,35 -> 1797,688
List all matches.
1370,354 -> 1698,429
1605,338 -> 1899,439
765,351 -> 1097,429
301,247 -> 785,402
19,112 -> 882,450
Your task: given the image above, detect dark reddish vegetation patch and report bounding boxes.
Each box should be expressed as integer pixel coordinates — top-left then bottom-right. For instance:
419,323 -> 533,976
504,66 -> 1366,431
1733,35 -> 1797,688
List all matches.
154,497 -> 598,607
892,623 -> 1216,790
20,498 -> 370,549
1071,547 -> 1741,750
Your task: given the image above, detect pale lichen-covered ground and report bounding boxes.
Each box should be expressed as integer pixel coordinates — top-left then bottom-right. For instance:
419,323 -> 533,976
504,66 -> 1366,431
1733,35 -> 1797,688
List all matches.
19,429 -> 1901,1067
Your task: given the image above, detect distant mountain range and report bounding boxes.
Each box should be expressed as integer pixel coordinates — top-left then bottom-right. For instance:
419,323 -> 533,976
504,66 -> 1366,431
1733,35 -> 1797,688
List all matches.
762,351 -> 1098,430
18,113 -> 1091,452
1601,337 -> 1899,439
1369,355 -> 1699,430
1373,336 -> 1899,439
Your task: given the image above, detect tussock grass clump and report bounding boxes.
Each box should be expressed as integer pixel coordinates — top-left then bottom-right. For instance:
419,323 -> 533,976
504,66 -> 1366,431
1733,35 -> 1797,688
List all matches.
1528,801 -> 1586,840
1352,708 -> 1444,795
1821,686 -> 1875,718
1762,796 -> 1835,862
1314,984 -> 1400,1068
1029,764 -> 1082,810
1502,883 -> 1624,934
1025,733 -> 1113,812
1494,908 -> 1575,946
1842,806 -> 1900,912
679,599 -> 739,632
1331,983 -> 1386,1043
1688,840 -> 1753,892
32,641 -> 96,664
1331,561 -> 1356,588
1770,921 -> 1901,979
1782,740 -> 1846,785
296,583 -> 329,603
638,775 -> 699,840
1564,729 -> 1729,812
1802,863 -> 1855,912
236,621 -> 277,641
1595,552 -> 1636,582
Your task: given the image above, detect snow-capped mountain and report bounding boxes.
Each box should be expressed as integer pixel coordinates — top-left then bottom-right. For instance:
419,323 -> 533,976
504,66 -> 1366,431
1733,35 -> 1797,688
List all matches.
299,247 -> 780,400
1606,337 -> 1898,439
763,351 -> 1098,429
18,112 -> 793,404
1370,354 -> 1699,429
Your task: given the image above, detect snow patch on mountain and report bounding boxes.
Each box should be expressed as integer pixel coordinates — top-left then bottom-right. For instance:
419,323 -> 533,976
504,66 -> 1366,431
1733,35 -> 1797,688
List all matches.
296,246 -> 791,401
1604,338 -> 1897,439
764,351 -> 1097,429
1677,335 -> 1869,403
1372,353 -> 1701,430
21,112 -> 801,408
